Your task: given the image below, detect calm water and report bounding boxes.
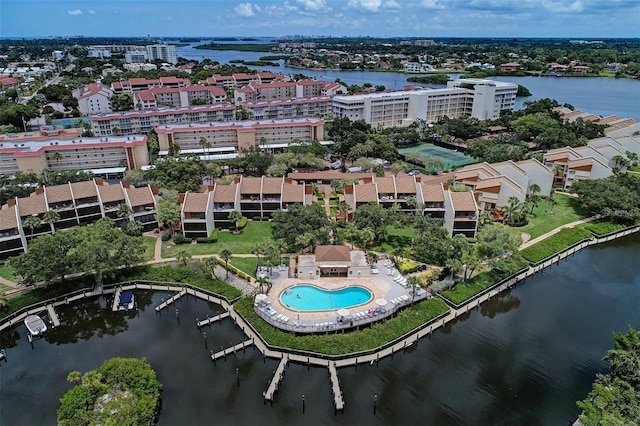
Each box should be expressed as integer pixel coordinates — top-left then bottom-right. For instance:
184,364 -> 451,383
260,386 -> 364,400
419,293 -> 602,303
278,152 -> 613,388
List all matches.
1,234 -> 638,425
177,44 -> 640,121
280,284 -> 373,311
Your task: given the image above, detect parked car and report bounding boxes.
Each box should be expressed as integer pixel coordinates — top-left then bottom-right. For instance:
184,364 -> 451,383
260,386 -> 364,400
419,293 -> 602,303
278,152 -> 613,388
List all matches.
407,169 -> 420,176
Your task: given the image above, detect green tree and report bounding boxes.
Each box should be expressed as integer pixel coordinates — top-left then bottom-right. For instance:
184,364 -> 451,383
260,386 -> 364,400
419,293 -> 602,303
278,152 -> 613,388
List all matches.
117,204 -> 133,220
227,210 -> 243,233
572,174 -> 640,222
219,248 -> 232,279
202,257 -> 218,279
66,371 -> 81,385
175,249 -> 192,266
271,203 -> 330,249
22,215 -> 41,239
158,205 -> 180,236
42,209 -> 61,231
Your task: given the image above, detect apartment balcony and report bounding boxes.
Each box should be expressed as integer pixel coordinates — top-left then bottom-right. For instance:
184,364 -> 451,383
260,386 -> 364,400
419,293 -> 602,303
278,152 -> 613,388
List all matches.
0,229 -> 20,241
213,203 -> 235,211
454,212 -> 478,221
49,202 -> 75,212
261,202 -> 281,211
133,205 -> 156,215
75,197 -> 99,207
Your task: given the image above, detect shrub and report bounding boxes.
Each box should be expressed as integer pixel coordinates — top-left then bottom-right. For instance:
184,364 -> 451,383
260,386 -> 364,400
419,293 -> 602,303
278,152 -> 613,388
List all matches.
196,237 -> 212,244
237,217 -> 248,230
398,259 -> 423,274
161,232 -> 171,242
520,227 -> 592,263
208,228 -> 218,242
173,233 -> 192,245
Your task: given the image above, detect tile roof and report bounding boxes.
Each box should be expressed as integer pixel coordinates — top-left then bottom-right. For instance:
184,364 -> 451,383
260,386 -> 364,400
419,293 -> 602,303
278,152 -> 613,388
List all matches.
18,193 -> 47,216
126,186 -> 155,207
183,192 -> 210,213
354,182 -> 378,202
239,177 -> 262,194
315,245 -> 350,262
449,191 -> 477,212
0,206 -> 18,231
261,177 -> 282,194
394,176 -> 417,194
213,183 -> 237,202
97,184 -> 125,203
282,182 -> 303,203
70,181 -> 97,199
375,177 -> 395,194
45,184 -> 73,203
421,183 -> 444,202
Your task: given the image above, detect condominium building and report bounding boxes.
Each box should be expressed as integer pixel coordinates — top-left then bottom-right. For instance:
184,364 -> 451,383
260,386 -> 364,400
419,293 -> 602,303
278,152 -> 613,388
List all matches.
145,44 -> 177,64
155,118 -> 324,157
90,104 -> 236,136
543,147 -> 614,188
241,97 -> 332,120
0,180 -> 159,259
180,176 -> 311,237
125,51 -> 149,64
134,85 -> 227,110
332,79 -> 517,127
234,79 -> 347,104
72,83 -> 113,115
343,175 -> 478,237
200,72 -> 280,88
0,130 -> 148,176
111,77 -> 190,94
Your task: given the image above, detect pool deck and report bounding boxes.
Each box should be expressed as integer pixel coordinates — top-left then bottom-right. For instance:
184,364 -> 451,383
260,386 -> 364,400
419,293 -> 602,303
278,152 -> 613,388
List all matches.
255,261 -> 427,332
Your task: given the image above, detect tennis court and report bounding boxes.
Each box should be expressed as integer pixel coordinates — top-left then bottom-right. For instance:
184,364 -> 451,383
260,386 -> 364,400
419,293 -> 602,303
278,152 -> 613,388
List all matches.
399,143 -> 476,171
52,117 -> 91,128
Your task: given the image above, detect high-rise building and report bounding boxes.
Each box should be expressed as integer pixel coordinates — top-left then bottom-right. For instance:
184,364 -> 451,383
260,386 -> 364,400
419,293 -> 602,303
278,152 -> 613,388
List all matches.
145,44 -> 177,64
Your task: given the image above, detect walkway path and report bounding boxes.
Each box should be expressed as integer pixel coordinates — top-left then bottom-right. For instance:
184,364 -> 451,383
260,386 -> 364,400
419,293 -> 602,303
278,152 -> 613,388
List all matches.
518,215 -> 600,250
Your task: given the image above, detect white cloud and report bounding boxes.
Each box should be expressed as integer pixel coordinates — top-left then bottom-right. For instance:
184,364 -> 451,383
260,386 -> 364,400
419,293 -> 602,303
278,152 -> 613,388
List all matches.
234,3 -> 261,17
348,0 -> 382,12
420,0 -> 445,9
542,0 -> 584,13
296,0 -> 328,11
385,0 -> 400,9
88,9 -> 96,15
67,9 -> 82,16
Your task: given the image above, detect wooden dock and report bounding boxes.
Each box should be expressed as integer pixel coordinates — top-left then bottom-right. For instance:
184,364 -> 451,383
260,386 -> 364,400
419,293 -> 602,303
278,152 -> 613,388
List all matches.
197,312 -> 230,328
111,288 -> 121,312
155,289 -> 187,311
46,304 -> 60,327
328,362 -> 345,411
210,339 -> 254,362
264,357 -> 288,402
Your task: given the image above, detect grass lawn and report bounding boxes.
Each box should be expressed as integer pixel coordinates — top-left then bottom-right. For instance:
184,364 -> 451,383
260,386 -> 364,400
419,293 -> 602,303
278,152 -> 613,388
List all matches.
234,296 -> 450,355
0,262 -> 17,282
0,282 -> 11,294
580,220 -> 630,236
162,221 -> 273,258
372,226 -> 413,254
142,236 -> 157,261
229,256 -> 258,277
516,193 -> 588,239
520,227 -> 593,263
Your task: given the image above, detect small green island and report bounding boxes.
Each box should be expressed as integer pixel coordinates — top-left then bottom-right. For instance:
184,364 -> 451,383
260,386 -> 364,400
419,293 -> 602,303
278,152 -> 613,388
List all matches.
58,358 -> 162,426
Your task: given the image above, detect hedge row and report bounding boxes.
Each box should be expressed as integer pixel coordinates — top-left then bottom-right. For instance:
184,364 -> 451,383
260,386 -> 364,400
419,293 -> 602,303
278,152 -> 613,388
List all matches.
520,227 -> 593,264
234,296 -> 450,355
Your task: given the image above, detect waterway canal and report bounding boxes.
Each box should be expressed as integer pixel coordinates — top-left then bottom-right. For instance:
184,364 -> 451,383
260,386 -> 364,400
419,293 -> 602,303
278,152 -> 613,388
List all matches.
0,234 -> 638,424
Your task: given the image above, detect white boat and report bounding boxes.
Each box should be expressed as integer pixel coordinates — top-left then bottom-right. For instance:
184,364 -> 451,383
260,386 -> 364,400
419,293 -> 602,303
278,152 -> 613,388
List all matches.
24,315 -> 47,336
118,290 -> 135,311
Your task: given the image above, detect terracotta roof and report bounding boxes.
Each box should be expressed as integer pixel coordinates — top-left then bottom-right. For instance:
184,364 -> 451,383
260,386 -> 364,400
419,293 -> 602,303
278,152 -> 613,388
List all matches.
18,193 -> 47,216
70,181 -> 97,199
97,184 -> 125,203
282,182 -> 303,203
421,183 -> 444,202
290,171 -> 374,182
239,177 -> 262,194
354,182 -> 378,202
261,177 -> 282,194
213,183 -> 237,202
0,205 -> 18,231
135,91 -> 156,102
568,158 -> 597,168
375,177 -> 395,194
315,245 -> 350,262
394,176 -> 417,194
126,186 -> 155,207
45,184 -> 73,203
449,191 -> 477,212
183,192 -> 210,213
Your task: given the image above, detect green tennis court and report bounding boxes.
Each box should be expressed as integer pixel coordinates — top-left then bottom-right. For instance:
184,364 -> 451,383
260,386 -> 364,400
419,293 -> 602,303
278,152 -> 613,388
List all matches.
399,144 -> 476,171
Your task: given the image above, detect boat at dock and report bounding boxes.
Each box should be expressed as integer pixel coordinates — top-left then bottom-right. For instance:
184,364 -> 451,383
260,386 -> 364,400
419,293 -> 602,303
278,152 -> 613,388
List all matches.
24,315 -> 47,337
118,290 -> 135,311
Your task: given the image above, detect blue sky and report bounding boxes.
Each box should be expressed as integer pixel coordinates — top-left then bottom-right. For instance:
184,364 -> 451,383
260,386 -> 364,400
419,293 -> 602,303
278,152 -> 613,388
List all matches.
2,0 -> 640,38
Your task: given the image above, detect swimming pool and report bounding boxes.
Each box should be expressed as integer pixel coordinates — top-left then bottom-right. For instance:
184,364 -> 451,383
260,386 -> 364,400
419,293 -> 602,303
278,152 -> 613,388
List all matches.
280,284 -> 373,311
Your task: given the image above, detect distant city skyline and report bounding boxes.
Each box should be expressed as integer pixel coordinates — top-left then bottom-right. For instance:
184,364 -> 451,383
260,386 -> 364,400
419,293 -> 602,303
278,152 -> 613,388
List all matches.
2,0 -> 640,39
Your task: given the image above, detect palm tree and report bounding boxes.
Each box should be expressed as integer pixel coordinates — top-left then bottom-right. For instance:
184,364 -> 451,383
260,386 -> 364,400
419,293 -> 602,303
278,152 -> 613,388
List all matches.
478,210 -> 493,226
256,275 -> 269,294
227,210 -> 243,233
407,276 -> 421,304
198,137 -> 211,157
527,183 -> 542,214
117,204 -> 133,220
202,257 -> 218,279
503,196 -> 524,226
51,151 -> 62,167
23,215 -> 41,240
176,250 -> 192,266
42,209 -> 60,232
219,248 -> 232,279
158,205 -> 180,237
250,242 -> 263,270
66,371 -> 81,385
552,164 -> 565,187
273,238 -> 287,267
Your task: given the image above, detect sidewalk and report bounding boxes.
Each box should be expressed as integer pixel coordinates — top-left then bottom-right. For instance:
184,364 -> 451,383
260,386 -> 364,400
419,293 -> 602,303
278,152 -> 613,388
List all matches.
518,215 -> 600,250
